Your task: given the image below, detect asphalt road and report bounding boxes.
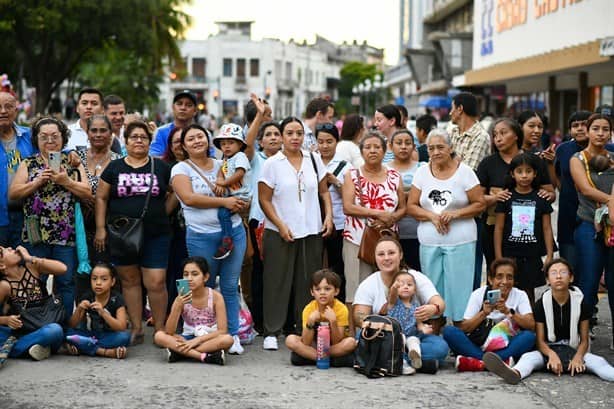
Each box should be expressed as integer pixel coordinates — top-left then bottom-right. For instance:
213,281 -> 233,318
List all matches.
1,297 -> 612,409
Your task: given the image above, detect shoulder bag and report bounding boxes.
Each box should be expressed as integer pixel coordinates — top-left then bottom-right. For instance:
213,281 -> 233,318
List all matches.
107,157 -> 154,260
12,295 -> 66,335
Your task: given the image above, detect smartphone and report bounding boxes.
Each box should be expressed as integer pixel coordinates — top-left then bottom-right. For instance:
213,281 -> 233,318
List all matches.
486,289 -> 501,304
48,151 -> 61,172
176,279 -> 191,298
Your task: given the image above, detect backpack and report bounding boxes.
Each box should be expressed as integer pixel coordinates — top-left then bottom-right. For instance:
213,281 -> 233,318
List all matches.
354,315 -> 404,378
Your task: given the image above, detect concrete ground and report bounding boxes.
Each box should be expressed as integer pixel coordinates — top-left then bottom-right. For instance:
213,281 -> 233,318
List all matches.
1,297 -> 612,409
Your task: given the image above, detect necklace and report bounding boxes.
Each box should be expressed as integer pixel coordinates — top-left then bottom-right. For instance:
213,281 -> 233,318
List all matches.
89,150 -> 111,175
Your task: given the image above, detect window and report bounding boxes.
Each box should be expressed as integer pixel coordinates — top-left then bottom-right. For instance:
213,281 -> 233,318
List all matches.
223,58 -> 232,77
192,58 -> 206,79
250,59 -> 259,77
285,62 -> 292,80
237,58 -> 246,78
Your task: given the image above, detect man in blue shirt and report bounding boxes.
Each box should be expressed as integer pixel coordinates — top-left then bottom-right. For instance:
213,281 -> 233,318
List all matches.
0,92 -> 35,247
149,90 -> 198,157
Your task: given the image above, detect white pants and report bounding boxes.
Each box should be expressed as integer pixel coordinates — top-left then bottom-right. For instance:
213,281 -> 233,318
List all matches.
342,240 -> 375,303
514,350 -> 614,382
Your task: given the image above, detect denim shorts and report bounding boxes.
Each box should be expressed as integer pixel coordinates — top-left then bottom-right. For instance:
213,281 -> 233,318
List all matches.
113,233 -> 171,269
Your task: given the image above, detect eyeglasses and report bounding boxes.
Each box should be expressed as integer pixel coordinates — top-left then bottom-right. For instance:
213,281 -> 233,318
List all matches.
297,170 -> 306,202
127,135 -> 150,141
38,134 -> 61,142
548,270 -> 570,277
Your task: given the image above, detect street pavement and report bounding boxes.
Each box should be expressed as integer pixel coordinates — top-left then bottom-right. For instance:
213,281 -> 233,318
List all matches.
1,297 -> 612,409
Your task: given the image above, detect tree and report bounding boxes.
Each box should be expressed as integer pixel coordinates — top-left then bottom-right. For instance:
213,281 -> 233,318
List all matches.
0,0 -> 191,114
336,61 -> 380,115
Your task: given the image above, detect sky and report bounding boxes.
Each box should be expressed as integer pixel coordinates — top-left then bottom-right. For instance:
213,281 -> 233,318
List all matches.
182,0 -> 400,65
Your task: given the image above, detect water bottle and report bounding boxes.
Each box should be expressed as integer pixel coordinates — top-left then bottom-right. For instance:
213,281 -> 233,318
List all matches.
316,322 -> 330,369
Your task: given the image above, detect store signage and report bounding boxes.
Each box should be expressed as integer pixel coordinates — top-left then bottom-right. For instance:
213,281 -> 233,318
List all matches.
600,37 -> 614,57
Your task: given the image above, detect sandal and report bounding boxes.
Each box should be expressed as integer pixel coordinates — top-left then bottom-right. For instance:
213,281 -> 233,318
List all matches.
100,346 -> 127,359
65,343 -> 80,356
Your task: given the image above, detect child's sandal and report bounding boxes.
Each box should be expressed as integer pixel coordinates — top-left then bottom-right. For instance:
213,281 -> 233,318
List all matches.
64,343 -> 80,356
101,347 -> 127,359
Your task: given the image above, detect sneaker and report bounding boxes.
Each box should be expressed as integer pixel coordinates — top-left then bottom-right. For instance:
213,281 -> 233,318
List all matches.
483,352 -> 521,385
455,355 -> 484,372
167,348 -> 182,363
263,336 -> 278,351
406,336 -> 422,369
402,361 -> 416,375
290,352 -> 315,366
213,237 -> 234,260
228,335 -> 244,355
28,344 -> 51,361
204,350 -> 225,365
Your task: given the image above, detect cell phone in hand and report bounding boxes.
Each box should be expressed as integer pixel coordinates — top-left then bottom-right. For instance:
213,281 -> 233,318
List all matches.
48,151 -> 61,172
486,289 -> 501,304
176,279 -> 190,298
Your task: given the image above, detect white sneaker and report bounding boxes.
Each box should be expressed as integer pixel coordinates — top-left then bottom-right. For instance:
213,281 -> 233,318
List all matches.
406,336 -> 422,369
28,344 -> 51,361
263,336 -> 278,350
402,361 -> 416,375
228,335 -> 244,355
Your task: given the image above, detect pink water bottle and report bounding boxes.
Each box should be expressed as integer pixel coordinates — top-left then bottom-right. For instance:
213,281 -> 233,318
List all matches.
316,322 -> 330,369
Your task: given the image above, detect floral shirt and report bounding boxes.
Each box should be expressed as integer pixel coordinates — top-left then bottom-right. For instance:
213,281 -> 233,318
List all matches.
343,167 -> 401,246
76,148 -> 121,195
21,153 -> 77,246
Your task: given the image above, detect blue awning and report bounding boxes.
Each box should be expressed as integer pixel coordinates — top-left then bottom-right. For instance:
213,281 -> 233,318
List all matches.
419,96 -> 451,109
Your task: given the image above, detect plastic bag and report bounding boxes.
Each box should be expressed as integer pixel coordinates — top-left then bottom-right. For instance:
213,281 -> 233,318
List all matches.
238,287 -> 257,345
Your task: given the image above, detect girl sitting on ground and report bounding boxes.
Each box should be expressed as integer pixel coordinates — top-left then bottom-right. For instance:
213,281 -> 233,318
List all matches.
64,262 -> 131,359
154,256 -> 233,364
484,258 -> 614,383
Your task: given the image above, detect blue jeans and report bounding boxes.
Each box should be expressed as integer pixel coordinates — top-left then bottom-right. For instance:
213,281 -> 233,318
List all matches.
443,325 -> 536,361
26,243 -> 77,317
574,221 -> 610,310
65,328 -> 131,356
217,207 -> 233,239
0,324 -> 64,357
419,333 -> 450,362
186,224 -> 246,336
0,210 -> 24,248
558,242 -> 577,271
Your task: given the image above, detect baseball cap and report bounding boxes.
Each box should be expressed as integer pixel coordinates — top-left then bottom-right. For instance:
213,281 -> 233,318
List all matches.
173,90 -> 197,106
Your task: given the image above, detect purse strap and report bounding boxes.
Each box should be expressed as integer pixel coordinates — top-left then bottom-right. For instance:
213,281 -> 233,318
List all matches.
185,159 -> 218,192
139,157 -> 155,219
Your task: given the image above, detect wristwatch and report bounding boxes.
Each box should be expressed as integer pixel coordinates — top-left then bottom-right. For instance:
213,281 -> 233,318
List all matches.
509,308 -> 516,316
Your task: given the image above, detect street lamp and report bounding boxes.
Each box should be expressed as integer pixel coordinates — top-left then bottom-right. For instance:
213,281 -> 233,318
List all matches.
374,74 -> 382,109
357,83 -> 365,115
364,79 -> 372,115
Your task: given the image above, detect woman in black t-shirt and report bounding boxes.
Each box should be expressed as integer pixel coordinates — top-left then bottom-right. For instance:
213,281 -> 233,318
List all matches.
477,118 -> 554,270
95,121 -> 172,344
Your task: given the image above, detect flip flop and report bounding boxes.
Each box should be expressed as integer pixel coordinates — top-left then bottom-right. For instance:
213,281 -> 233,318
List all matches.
65,343 -> 80,356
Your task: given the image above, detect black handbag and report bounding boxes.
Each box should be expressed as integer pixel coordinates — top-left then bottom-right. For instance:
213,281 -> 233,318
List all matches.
107,158 -> 154,261
354,315 -> 404,378
466,287 -> 495,346
12,295 -> 66,335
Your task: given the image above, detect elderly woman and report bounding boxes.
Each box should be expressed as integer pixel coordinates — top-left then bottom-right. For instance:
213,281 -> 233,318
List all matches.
353,235 -> 448,373
476,118 -> 554,270
570,113 -> 614,342
95,121 -> 171,344
387,129 -> 425,271
407,129 -> 486,323
442,258 -> 536,372
258,116 -> 333,351
342,130 -> 405,310
171,124 -> 248,355
8,117 -> 91,316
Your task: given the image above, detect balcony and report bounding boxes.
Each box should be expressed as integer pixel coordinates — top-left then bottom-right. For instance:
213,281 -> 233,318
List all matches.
276,78 -> 298,91
235,76 -> 248,92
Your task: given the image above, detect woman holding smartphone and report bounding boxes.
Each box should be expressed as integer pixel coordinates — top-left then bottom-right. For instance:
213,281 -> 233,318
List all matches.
442,258 -> 536,372
8,117 -> 91,317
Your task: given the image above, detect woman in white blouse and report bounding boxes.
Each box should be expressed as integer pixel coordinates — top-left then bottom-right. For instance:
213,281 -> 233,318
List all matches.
258,116 -> 333,351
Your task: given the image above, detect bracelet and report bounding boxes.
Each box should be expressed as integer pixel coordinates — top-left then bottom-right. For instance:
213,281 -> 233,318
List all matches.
431,303 -> 441,315
306,322 -> 315,330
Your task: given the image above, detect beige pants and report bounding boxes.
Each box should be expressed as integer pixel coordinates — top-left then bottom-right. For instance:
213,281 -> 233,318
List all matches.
342,239 -> 375,302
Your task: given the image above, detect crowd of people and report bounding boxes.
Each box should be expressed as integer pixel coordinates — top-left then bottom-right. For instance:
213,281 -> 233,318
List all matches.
0,87 -> 613,383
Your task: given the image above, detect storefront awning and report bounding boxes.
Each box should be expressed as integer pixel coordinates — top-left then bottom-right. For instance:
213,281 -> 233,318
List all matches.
464,40 -> 610,86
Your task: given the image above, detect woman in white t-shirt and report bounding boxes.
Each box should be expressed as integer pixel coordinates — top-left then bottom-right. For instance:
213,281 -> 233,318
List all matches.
258,117 -> 334,351
170,124 -> 248,355
407,129 -> 486,323
442,258 -> 536,372
353,235 -> 449,372
337,114 -> 365,168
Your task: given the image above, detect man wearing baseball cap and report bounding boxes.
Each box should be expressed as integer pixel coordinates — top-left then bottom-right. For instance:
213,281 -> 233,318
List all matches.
150,90 -> 198,156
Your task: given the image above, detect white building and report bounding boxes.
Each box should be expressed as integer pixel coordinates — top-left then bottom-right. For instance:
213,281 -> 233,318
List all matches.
159,21 -> 339,121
